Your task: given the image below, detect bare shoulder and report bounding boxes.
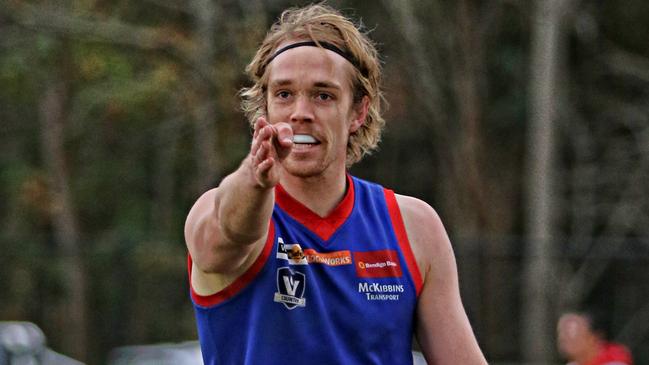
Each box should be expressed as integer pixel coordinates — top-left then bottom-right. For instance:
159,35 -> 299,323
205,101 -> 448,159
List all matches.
394,194 -> 449,249
394,194 -> 442,229
394,194 -> 453,279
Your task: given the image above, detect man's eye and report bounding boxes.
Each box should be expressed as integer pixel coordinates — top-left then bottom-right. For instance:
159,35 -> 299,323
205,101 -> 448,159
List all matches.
318,93 -> 332,101
277,91 -> 290,98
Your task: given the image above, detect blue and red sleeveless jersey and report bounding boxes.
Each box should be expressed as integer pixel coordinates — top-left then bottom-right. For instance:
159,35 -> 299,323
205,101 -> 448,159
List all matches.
188,176 -> 423,365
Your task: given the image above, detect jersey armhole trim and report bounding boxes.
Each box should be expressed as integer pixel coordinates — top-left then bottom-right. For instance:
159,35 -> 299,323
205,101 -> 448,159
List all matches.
187,220 -> 275,307
383,188 -> 424,296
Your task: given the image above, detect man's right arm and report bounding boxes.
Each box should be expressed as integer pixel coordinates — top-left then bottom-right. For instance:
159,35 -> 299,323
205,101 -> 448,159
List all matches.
184,118 -> 293,293
184,156 -> 275,274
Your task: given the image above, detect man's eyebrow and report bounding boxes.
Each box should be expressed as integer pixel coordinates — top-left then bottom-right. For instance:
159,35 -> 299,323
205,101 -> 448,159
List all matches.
269,79 -> 293,88
268,79 -> 342,90
313,81 -> 341,90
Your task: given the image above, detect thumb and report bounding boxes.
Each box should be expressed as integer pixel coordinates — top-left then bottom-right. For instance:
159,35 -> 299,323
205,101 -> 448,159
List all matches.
274,123 -> 294,147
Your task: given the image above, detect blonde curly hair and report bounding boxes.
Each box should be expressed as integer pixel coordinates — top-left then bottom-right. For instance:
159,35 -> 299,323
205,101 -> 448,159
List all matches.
240,4 -> 385,167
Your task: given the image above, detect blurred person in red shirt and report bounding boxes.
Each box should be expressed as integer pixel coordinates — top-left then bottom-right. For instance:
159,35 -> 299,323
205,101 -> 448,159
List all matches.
557,310 -> 633,365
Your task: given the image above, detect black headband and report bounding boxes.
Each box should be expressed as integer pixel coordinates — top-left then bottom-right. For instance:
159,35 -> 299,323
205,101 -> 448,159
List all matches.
262,41 -> 368,77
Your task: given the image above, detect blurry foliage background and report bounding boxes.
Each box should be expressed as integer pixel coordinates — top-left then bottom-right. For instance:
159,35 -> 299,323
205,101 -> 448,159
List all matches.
1,0 -> 648,363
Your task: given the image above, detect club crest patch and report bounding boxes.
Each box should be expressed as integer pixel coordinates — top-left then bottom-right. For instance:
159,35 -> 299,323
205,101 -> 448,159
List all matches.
273,267 -> 306,309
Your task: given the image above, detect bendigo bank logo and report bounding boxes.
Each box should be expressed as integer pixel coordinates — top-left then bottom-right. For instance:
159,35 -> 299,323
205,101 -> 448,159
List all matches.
354,249 -> 403,278
274,267 -> 306,310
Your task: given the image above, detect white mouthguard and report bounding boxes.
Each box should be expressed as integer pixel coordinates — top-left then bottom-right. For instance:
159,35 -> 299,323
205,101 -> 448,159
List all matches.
292,134 -> 318,144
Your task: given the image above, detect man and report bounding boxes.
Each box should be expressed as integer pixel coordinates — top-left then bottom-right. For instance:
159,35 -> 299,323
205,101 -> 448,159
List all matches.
557,311 -> 633,365
185,4 -> 487,364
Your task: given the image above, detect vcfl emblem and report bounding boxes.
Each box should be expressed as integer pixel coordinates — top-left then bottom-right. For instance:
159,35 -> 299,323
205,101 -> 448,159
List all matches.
283,275 -> 301,296
274,267 -> 306,309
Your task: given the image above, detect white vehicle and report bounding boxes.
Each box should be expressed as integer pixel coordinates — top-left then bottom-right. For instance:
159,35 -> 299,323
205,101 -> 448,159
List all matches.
0,322 -> 83,365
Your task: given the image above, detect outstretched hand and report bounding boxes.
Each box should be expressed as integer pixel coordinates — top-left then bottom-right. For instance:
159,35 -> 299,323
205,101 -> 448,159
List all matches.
250,117 -> 293,189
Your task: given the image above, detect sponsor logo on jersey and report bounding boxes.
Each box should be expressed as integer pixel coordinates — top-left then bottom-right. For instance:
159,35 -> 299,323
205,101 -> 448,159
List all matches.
353,249 -> 403,278
357,281 -> 403,301
276,237 -> 308,265
274,267 -> 306,309
276,237 -> 352,266
303,249 -> 352,266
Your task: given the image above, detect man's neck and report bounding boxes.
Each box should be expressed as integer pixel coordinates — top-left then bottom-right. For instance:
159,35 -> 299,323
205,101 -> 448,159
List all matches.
575,338 -> 604,365
278,169 -> 348,218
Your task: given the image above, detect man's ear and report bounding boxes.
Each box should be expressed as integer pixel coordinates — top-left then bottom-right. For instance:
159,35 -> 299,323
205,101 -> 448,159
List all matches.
349,95 -> 370,133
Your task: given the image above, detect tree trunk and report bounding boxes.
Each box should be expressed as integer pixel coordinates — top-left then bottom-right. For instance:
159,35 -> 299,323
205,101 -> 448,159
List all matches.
39,76 -> 87,361
521,0 -> 570,362
190,0 -> 219,192
451,0 -> 489,234
152,99 -> 183,238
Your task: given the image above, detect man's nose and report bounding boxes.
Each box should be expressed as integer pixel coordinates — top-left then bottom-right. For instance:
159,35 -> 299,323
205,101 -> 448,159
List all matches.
290,95 -> 314,123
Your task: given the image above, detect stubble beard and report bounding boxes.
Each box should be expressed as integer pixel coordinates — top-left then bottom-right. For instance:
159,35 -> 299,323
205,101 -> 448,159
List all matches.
281,144 -> 343,179
281,155 -> 329,178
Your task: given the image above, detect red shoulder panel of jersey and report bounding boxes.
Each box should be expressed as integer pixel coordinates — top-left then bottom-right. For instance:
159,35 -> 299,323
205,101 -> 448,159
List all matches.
188,221 -> 275,307
383,188 -> 424,296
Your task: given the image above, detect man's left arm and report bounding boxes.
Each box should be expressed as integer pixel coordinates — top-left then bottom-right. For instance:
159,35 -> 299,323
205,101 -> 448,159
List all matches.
396,195 -> 488,364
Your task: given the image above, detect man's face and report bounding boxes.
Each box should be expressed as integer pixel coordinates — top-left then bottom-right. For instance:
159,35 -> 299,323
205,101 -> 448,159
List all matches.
265,42 -> 365,178
557,313 -> 596,359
